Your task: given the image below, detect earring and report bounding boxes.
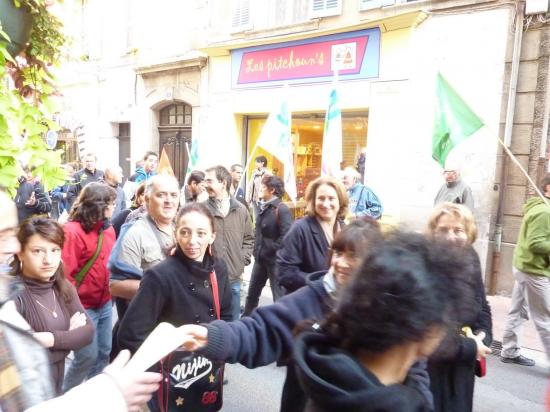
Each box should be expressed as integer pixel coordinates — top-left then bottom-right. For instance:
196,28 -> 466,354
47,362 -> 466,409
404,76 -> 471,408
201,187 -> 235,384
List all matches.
208,244 -> 212,256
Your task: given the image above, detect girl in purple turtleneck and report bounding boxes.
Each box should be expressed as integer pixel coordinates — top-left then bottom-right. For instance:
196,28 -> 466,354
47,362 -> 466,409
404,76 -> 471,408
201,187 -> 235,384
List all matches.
13,217 -> 94,394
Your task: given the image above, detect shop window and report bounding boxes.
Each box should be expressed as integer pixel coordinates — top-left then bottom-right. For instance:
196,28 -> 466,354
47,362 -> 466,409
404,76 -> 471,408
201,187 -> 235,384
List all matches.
159,103 -> 192,126
246,112 -> 368,202
309,0 -> 342,18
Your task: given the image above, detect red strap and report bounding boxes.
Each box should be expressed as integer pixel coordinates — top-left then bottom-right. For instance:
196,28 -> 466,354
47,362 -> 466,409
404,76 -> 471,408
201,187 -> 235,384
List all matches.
209,270 -> 221,320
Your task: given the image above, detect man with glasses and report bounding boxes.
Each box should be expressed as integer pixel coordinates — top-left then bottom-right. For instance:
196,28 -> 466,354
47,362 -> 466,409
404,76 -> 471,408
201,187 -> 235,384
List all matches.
434,162 -> 474,210
204,165 -> 254,320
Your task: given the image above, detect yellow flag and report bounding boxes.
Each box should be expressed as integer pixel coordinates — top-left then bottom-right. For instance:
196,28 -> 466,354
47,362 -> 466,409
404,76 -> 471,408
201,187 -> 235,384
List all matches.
157,147 -> 175,176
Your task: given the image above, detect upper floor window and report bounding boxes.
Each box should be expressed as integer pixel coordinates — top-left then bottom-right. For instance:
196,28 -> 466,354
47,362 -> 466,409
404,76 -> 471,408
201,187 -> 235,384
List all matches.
309,0 -> 342,18
231,0 -> 252,31
160,103 -> 192,126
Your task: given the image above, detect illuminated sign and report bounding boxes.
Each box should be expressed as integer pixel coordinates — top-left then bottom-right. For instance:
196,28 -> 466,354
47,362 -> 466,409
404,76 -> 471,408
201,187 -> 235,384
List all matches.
231,28 -> 380,88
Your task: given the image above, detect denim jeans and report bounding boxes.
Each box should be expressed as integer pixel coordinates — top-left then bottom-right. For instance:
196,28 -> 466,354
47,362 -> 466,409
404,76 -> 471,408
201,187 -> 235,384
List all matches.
63,300 -> 112,392
230,280 -> 241,320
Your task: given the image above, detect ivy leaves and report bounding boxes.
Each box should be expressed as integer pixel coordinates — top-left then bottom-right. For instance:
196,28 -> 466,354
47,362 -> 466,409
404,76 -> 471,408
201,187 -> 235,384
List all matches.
0,1 -> 67,196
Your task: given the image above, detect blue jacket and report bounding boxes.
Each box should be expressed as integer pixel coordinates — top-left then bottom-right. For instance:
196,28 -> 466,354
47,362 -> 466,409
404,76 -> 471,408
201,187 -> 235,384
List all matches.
132,167 -> 155,183
348,183 -> 383,219
201,272 -> 432,412
276,216 -> 335,293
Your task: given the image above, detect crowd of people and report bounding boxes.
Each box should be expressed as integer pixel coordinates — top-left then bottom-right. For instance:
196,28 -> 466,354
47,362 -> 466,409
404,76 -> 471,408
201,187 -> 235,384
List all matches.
1,149 -> 549,412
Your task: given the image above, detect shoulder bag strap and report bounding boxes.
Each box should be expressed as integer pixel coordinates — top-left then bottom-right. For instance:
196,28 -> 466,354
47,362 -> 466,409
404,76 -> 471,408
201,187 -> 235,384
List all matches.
209,270 -> 221,320
75,230 -> 103,289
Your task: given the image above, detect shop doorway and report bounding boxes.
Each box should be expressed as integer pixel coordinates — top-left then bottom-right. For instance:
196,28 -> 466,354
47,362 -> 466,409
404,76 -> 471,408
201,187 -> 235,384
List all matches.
245,112 -> 368,200
158,102 -> 193,185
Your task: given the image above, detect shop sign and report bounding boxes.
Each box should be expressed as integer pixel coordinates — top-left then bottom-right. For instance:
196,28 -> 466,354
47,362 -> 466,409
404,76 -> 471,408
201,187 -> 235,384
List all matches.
231,28 -> 380,88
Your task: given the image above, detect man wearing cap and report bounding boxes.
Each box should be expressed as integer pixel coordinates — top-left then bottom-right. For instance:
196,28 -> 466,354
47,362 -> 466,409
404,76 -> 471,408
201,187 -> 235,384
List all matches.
434,165 -> 474,210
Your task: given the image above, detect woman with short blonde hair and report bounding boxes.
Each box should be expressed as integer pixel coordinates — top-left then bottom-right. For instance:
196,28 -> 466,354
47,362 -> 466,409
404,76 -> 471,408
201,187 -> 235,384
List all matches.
427,202 -> 477,245
426,201 -> 492,412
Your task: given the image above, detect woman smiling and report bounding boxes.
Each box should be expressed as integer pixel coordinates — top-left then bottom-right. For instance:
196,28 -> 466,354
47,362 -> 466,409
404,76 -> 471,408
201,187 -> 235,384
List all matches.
276,176 -> 348,295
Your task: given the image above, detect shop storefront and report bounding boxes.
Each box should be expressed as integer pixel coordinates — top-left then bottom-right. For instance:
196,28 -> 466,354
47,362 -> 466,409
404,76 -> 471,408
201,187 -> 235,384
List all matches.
229,28 -> 379,206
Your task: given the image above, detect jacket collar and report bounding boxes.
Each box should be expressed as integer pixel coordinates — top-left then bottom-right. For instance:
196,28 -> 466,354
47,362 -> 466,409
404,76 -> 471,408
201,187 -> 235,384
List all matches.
207,196 -> 241,218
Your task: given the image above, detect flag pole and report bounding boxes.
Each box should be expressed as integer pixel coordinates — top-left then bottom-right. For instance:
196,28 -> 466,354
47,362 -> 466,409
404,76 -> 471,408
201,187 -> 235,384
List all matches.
490,128 -> 550,207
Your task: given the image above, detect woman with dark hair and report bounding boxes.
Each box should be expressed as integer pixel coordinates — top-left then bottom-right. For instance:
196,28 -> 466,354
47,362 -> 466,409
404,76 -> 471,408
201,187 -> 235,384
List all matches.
179,220 -> 433,412
13,217 -> 94,394
293,231 -> 475,412
243,175 -> 293,315
61,182 -> 117,391
425,202 -> 492,412
117,202 -> 232,411
276,176 -> 348,294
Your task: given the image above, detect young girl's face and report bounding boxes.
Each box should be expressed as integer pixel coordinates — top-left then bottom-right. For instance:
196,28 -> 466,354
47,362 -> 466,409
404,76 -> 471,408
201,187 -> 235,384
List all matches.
18,234 -> 62,281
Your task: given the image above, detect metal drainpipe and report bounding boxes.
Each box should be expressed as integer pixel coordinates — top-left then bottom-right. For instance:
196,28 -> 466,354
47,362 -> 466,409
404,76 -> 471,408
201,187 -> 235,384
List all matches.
489,3 -> 524,295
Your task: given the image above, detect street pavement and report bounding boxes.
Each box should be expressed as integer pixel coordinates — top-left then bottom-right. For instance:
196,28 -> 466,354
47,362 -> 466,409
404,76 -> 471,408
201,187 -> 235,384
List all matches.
473,354 -> 548,412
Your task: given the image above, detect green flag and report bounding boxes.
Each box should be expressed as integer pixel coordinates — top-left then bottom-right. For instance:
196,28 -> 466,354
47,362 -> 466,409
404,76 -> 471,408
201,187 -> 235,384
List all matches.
432,73 -> 484,167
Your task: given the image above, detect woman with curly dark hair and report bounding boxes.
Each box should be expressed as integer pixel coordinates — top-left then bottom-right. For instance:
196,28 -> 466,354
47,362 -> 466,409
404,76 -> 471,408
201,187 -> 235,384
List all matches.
13,217 -> 94,394
293,231 -> 475,412
61,182 -> 117,391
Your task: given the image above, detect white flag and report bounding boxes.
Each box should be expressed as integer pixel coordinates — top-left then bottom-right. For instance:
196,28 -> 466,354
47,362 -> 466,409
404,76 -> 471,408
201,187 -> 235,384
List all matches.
321,73 -> 342,177
257,100 -> 297,201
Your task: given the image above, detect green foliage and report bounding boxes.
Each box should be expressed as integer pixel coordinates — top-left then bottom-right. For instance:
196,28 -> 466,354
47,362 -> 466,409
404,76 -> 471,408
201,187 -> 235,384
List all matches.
0,0 -> 67,196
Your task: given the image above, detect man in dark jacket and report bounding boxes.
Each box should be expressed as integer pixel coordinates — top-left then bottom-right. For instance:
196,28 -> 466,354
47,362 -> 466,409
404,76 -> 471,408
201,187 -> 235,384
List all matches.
67,152 -> 104,209
204,165 -> 254,320
14,166 -> 52,222
243,175 -> 292,315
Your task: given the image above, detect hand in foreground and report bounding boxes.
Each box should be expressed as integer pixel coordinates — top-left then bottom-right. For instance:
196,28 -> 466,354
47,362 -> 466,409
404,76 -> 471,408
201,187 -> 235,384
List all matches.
103,349 -> 162,412
472,331 -> 492,359
178,324 -> 209,351
69,312 -> 87,330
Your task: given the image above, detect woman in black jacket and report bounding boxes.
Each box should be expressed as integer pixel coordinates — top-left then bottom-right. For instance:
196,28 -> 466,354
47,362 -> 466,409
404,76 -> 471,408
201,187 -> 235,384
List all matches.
117,203 -> 232,410
276,176 -> 348,294
293,231 -> 476,412
243,175 -> 293,315
426,202 -> 493,412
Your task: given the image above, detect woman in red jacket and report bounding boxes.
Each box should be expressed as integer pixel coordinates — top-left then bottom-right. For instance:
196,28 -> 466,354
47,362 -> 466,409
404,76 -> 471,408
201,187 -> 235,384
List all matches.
61,182 -> 117,392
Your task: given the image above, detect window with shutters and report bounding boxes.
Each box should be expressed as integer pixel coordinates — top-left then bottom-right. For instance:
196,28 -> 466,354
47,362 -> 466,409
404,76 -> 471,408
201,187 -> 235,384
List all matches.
231,0 -> 252,31
309,0 -> 342,18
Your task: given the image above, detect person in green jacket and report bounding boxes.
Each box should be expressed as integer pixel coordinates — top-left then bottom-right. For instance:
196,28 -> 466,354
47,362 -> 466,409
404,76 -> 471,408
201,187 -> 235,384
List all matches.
501,174 -> 550,366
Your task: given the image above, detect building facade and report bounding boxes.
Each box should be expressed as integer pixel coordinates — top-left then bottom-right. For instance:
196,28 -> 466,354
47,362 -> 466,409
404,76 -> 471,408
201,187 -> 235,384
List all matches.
54,0 -> 550,295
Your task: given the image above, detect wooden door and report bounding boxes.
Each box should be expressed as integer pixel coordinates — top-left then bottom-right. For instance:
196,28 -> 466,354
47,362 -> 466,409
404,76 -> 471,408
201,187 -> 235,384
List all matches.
159,130 -> 191,186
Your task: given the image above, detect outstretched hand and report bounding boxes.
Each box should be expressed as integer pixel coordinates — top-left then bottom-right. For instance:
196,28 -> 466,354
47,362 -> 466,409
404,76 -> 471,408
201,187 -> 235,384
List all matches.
178,324 -> 209,351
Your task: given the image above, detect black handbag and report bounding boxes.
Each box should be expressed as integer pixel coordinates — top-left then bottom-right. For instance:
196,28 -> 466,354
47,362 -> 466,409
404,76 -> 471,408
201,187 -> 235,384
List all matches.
157,270 -> 224,412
